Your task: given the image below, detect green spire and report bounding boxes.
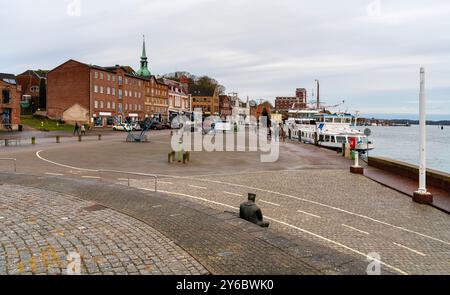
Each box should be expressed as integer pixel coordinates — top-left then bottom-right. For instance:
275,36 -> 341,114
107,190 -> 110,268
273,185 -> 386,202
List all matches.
137,35 -> 151,77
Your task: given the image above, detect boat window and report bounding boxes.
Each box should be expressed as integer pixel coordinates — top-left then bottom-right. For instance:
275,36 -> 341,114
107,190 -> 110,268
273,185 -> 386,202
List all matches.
331,136 -> 336,143
325,135 -> 330,142
325,117 -> 333,123
319,135 -> 324,141
336,136 -> 347,143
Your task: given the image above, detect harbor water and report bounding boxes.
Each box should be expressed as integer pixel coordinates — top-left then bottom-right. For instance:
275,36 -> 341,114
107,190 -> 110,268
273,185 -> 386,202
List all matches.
362,125 -> 450,174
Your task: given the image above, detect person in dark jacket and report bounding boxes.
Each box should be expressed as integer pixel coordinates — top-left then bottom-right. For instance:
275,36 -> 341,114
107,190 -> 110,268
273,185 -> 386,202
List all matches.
239,193 -> 269,228
73,123 -> 80,136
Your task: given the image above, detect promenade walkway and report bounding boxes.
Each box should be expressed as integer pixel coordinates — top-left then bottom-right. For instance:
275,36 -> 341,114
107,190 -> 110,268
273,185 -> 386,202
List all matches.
0,173 -> 377,275
364,166 -> 450,214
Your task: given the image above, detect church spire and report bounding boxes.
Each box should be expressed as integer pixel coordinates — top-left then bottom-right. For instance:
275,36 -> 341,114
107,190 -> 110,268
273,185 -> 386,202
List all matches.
141,35 -> 147,59
137,35 -> 151,77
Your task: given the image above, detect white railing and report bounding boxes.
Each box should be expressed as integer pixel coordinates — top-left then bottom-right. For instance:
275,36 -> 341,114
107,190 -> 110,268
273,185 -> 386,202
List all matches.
98,169 -> 158,192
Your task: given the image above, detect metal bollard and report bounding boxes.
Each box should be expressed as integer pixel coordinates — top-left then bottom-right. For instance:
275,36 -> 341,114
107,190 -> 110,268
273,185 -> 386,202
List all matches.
56,136 -> 60,143
4,139 -> 8,147
78,135 -> 82,142
31,137 -> 36,145
98,134 -> 102,141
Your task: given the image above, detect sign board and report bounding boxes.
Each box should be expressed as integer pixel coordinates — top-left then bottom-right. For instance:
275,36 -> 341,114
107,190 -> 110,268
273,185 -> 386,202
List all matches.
271,114 -> 283,124
215,121 -> 231,131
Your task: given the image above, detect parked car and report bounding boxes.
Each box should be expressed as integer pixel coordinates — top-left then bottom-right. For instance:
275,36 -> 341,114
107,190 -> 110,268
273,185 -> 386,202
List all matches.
113,123 -> 132,131
161,123 -> 171,130
150,122 -> 163,130
131,122 -> 142,131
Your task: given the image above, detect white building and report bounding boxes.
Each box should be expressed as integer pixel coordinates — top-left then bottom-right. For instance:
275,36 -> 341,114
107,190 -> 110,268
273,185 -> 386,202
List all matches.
163,78 -> 191,122
230,94 -> 251,125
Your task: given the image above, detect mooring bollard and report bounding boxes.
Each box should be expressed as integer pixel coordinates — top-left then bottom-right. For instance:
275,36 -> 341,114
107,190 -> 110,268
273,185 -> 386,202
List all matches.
31,137 -> 36,145
78,135 -> 82,142
98,134 -> 102,141
4,139 -> 8,147
56,136 -> 60,143
350,151 -> 364,175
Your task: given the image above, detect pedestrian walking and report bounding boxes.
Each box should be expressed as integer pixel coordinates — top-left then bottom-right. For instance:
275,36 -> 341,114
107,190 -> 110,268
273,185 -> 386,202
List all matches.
73,122 -> 80,136
80,124 -> 86,136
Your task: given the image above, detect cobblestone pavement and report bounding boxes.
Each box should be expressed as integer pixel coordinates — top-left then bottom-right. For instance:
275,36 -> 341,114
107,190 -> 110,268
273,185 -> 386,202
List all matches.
131,170 -> 450,275
0,173 -> 377,275
1,132 -> 449,274
0,184 -> 207,275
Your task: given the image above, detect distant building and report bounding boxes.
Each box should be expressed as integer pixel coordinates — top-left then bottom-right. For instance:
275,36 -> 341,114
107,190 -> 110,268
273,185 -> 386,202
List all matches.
275,88 -> 307,112
0,73 -> 21,131
47,59 -> 147,126
163,78 -> 191,122
249,100 -> 257,118
230,94 -> 251,124
16,70 -> 48,112
47,38 -> 170,126
219,95 -> 233,119
191,86 -> 220,116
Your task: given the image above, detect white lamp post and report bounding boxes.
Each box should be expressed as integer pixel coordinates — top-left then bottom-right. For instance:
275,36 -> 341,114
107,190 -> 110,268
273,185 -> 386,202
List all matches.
413,67 -> 433,204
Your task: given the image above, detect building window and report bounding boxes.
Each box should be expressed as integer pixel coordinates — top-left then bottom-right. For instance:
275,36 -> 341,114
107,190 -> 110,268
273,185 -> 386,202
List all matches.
94,72 -> 98,79
125,104 -> 128,111
107,87 -> 111,95
107,74 -> 111,81
112,88 -> 116,96
100,73 -> 104,80
94,85 -> 98,93
107,101 -> 111,109
118,103 -> 122,111
118,89 -> 123,99
135,91 -> 137,98
94,100 -> 98,108
112,76 -> 116,82
118,76 -> 123,85
112,102 -> 115,109
125,90 -> 128,97
30,86 -> 39,93
134,104 -> 137,111
125,78 -> 128,85
100,86 -> 104,94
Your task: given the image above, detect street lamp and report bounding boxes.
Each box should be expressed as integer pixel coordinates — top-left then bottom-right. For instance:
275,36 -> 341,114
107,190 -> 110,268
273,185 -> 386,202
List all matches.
413,67 -> 433,204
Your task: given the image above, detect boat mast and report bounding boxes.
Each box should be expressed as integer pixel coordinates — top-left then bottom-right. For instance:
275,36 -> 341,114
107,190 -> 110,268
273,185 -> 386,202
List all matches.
315,79 -> 320,110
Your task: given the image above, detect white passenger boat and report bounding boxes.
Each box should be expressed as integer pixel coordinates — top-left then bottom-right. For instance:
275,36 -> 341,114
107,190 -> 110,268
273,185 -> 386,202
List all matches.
287,110 -> 374,153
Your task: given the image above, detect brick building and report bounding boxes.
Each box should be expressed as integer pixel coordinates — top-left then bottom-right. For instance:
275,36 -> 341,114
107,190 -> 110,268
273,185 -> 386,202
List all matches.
163,78 -> 191,123
47,60 -> 147,126
191,86 -> 220,116
275,88 -> 307,112
219,95 -> 232,119
47,38 -> 170,126
0,73 -> 21,131
16,70 -> 48,112
144,77 -> 169,122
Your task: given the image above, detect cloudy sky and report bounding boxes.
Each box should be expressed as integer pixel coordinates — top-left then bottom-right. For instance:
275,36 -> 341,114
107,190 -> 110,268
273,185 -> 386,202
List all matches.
1,0 -> 450,116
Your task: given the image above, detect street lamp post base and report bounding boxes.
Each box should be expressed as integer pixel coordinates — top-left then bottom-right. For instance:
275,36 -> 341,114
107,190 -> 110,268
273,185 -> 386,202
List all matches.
350,166 -> 364,175
413,191 -> 433,204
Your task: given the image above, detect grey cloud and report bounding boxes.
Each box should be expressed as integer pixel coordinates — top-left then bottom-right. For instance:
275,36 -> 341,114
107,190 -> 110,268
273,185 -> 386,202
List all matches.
0,0 -> 449,114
